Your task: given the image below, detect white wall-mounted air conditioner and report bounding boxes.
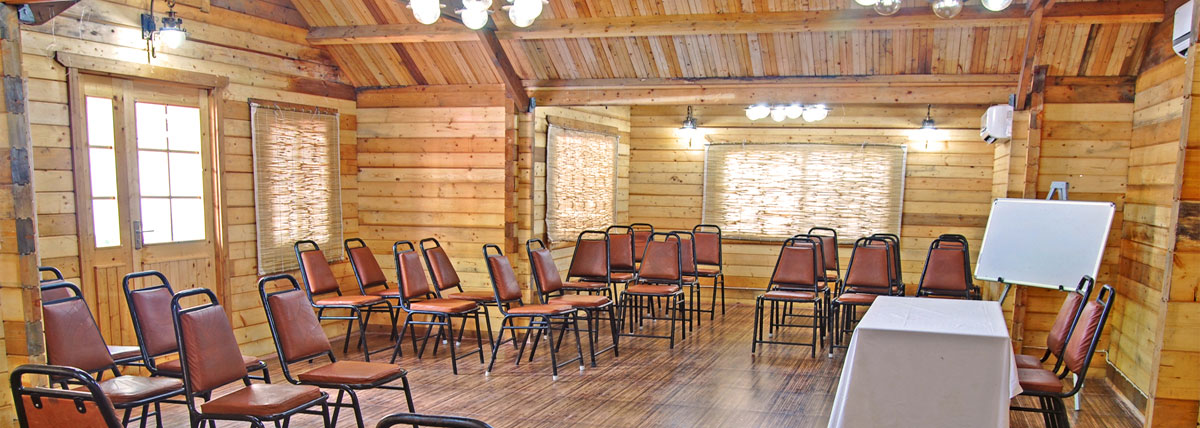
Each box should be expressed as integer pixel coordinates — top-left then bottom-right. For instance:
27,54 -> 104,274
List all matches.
980,104 -> 1013,144
1175,0 -> 1194,58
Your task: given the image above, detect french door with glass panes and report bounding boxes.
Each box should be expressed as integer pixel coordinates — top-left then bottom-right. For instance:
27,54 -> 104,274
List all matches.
77,75 -> 218,347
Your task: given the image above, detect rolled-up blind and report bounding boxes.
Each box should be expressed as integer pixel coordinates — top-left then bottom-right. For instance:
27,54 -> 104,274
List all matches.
546,124 -> 618,243
251,101 -> 343,274
703,143 -> 905,241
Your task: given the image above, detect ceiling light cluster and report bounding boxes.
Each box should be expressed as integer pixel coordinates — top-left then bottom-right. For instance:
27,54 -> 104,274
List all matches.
855,0 -> 1010,17
745,104 -> 830,123
408,0 -> 546,29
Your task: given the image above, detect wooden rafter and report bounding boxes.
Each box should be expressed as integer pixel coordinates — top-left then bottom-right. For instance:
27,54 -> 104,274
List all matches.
1015,6 -> 1046,110
477,28 -> 529,112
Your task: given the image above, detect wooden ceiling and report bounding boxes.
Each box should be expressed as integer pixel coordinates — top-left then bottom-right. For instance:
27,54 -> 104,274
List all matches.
279,0 -> 1161,92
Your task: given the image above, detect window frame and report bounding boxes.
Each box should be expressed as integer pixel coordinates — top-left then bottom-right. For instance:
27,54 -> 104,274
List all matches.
544,122 -> 620,243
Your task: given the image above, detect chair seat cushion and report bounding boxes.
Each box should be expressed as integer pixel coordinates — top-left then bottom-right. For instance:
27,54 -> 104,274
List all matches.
95,376 -> 182,404
562,281 -> 609,291
297,361 -> 405,385
1015,354 -> 1045,369
201,383 -> 323,417
1018,368 -> 1065,393
506,304 -> 574,315
442,291 -> 494,302
600,272 -> 635,282
696,267 -> 721,276
846,285 -> 902,295
548,294 -> 612,308
159,354 -> 263,374
834,293 -> 878,305
763,290 -> 817,301
409,298 -> 477,313
314,295 -> 384,306
108,345 -> 142,361
625,284 -> 681,295
367,288 -> 402,298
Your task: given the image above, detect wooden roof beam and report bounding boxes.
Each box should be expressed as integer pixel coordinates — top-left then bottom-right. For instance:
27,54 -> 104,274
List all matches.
477,28 -> 530,113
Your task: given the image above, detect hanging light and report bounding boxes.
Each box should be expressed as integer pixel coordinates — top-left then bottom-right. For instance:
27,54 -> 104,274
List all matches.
921,104 -> 936,130
410,0 -> 445,25
854,0 -> 878,6
784,104 -> 804,120
770,106 -> 788,122
931,0 -> 963,18
874,0 -> 901,15
506,0 -> 546,28
802,104 -> 830,122
745,104 -> 771,121
458,0 -> 492,30
157,2 -> 186,49
980,0 -> 1013,11
677,106 -> 704,146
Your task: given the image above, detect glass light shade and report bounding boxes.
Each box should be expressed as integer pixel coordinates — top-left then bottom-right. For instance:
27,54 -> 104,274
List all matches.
508,0 -> 543,27
931,0 -> 963,18
874,0 -> 901,15
460,8 -> 490,30
854,0 -> 878,6
746,104 -> 770,121
784,104 -> 803,119
770,106 -> 787,122
159,28 -> 186,49
410,0 -> 443,24
980,0 -> 1012,11
802,105 -> 829,122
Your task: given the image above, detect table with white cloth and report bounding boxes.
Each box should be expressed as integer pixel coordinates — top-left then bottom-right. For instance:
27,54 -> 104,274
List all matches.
827,296 -> 1022,428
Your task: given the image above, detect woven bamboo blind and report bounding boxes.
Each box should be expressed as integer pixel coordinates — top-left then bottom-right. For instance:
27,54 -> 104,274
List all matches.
251,102 -> 343,274
546,124 -> 618,243
703,143 -> 906,241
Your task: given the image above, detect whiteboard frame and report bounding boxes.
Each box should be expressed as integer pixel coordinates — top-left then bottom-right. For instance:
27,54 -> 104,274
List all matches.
974,198 -> 1115,290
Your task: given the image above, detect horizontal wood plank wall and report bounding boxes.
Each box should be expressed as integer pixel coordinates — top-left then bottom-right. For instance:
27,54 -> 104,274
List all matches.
1166,41 -> 1200,428
628,104 -> 993,303
22,0 -> 358,358
356,86 -> 508,307
988,110 -> 1030,332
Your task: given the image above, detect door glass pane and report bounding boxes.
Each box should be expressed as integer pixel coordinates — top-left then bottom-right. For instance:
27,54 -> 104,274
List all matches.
134,100 -> 206,244
93,199 -> 120,248
138,151 -> 170,197
88,147 -> 117,198
135,103 -> 167,149
86,97 -> 114,147
168,152 -> 202,197
171,199 -> 204,241
86,96 -> 120,248
166,106 -> 201,152
140,198 -> 172,244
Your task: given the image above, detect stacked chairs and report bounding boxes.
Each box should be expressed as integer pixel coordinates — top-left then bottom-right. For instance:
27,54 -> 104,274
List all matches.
563,231 -> 622,299
916,235 -> 978,300
830,237 -> 897,354
11,364 -> 125,428
170,288 -> 332,428
618,232 -> 689,348
123,270 -> 270,382
1011,285 -> 1114,427
420,238 -> 501,348
631,223 -> 654,265
39,273 -> 143,368
752,236 -> 828,357
692,224 -> 726,318
808,227 -> 841,286
389,241 -> 486,374
673,230 -> 707,327
602,225 -> 639,292
528,237 -> 620,366
41,281 -> 182,427
1015,277 -> 1094,371
483,244 -> 585,380
259,274 -> 416,428
344,238 -> 405,338
296,240 -> 393,361
868,233 -> 904,296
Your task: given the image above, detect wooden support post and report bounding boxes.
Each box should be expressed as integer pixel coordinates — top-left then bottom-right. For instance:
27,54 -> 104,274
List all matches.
1009,65 -> 1048,356
1015,8 -> 1045,110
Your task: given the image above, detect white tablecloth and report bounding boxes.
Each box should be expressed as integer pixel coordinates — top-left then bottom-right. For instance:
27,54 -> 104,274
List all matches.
827,296 -> 1021,428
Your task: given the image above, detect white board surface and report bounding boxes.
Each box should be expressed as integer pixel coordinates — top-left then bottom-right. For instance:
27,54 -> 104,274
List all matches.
974,199 -> 1114,290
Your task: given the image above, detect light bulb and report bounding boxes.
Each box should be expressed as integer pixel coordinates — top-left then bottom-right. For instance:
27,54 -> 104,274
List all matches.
980,0 -> 1012,11
458,0 -> 491,30
410,0 -> 444,25
507,0 -> 544,27
854,0 -> 878,6
874,0 -> 901,15
784,104 -> 803,120
802,105 -> 829,122
931,0 -> 963,19
159,28 -> 186,49
770,106 -> 787,122
746,104 -> 770,121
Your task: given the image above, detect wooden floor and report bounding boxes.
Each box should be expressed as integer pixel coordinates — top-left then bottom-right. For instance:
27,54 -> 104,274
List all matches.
156,303 -> 1140,427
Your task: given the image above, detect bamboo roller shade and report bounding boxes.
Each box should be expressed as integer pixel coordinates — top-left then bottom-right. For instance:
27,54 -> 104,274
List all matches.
546,124 -> 619,243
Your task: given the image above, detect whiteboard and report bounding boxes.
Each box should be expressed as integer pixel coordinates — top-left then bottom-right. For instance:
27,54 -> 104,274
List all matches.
975,198 -> 1114,290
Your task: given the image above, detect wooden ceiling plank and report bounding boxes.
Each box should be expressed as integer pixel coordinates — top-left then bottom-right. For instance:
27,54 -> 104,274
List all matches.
477,28 -> 531,112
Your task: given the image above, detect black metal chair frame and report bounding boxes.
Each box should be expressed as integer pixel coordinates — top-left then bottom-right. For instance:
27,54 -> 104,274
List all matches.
617,232 -> 689,348
258,274 -> 415,428
753,236 -> 829,357
527,237 -> 620,367
1010,285 -> 1114,428
915,235 -> 977,300
807,227 -> 841,284
630,223 -> 655,265
170,288 -> 332,428
376,413 -> 494,428
1030,276 -> 1095,377
602,225 -> 639,293
829,237 -> 897,355
123,270 -> 270,382
562,230 -> 618,300
295,240 -> 392,362
344,238 -> 403,341
483,244 -> 585,380
868,233 -> 904,295
388,241 -> 486,375
420,237 -> 498,350
692,224 -> 727,319
12,364 -> 125,428
37,265 -> 64,284
671,230 -> 706,329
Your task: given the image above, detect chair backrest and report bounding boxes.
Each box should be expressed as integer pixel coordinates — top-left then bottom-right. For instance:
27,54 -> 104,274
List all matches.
171,288 -> 249,395
1061,285 -> 1114,394
41,282 -> 116,375
637,232 -> 682,282
421,238 -> 463,292
39,277 -> 77,302
123,271 -> 180,360
394,241 -> 433,301
870,233 -> 902,285
673,231 -> 698,276
259,274 -> 334,366
917,236 -> 971,296
605,225 -> 636,272
38,266 -> 65,284
484,244 -> 523,303
631,223 -> 654,263
769,237 -> 820,291
566,231 -> 610,280
346,238 -> 389,292
1047,276 -> 1094,359
527,239 -> 564,298
692,224 -> 722,267
376,413 -> 494,428
12,364 -> 123,428
808,227 -> 840,278
295,240 -> 343,296
843,237 -> 894,294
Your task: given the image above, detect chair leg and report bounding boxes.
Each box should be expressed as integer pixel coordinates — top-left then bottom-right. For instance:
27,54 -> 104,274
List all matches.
607,305 -> 619,358
480,304 -> 495,350
752,296 -> 762,353
342,317 -> 354,354
472,311 -> 485,364
330,389 -> 345,427
390,313 -> 414,363
585,310 -> 597,367
546,316 -> 560,380
346,388 -> 365,428
571,312 -> 585,372
400,373 -> 416,413
357,312 -> 372,362
445,315 -> 460,375
487,318 -> 509,374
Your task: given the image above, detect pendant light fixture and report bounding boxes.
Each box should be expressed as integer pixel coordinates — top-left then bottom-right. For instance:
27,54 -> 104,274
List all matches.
677,106 -> 704,146
745,104 -> 771,121
506,0 -> 547,27
921,104 -> 937,130
980,0 -> 1013,11
409,0 -> 445,24
874,0 -> 901,16
458,0 -> 493,30
931,0 -> 964,19
802,104 -> 830,122
141,0 -> 187,59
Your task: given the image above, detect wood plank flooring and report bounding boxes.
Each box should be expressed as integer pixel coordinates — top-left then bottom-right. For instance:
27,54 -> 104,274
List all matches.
156,303 -> 1140,427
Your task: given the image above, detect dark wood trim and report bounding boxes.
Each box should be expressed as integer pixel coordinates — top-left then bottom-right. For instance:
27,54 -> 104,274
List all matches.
248,98 -> 339,115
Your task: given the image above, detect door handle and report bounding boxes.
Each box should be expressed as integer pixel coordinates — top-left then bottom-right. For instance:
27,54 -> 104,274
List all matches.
132,220 -> 153,249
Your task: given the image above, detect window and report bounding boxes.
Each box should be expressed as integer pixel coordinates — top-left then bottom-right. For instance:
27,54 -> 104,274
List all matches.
86,96 -> 121,247
134,102 -> 206,244
546,124 -> 618,242
702,143 -> 906,240
251,101 -> 343,274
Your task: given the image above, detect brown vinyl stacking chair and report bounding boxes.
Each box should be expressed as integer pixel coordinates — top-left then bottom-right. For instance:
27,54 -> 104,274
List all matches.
377,413 -> 494,428
296,240 -> 392,361
915,235 -> 977,300
169,288 -> 331,428
672,230 -> 706,328
259,274 -> 415,428
829,237 -> 896,355
41,281 -> 183,428
38,265 -> 65,284
602,225 -> 639,292
808,227 -> 842,286
692,224 -> 726,319
1015,277 -> 1094,372
1011,285 -> 1115,428
528,238 -> 619,367
752,236 -> 827,357
868,233 -> 904,296
123,270 -> 270,382
618,232 -> 690,348
420,237 -> 499,348
936,234 -> 982,298
12,364 -> 124,428
344,238 -> 403,338
39,275 -> 143,368
631,223 -> 654,265
389,241 -> 486,375
484,244 -> 584,380
563,231 -> 623,299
